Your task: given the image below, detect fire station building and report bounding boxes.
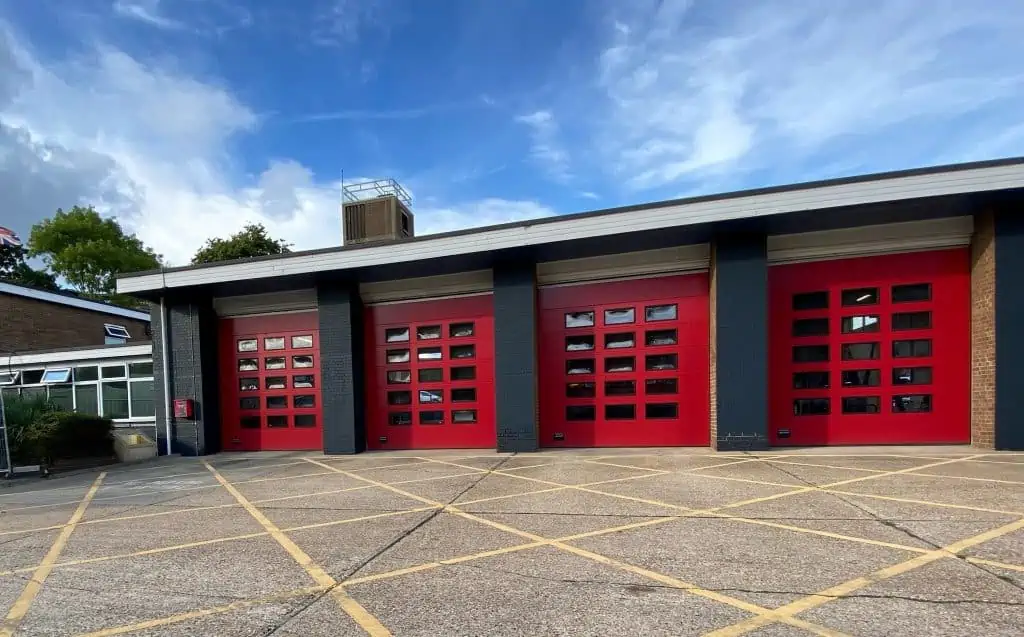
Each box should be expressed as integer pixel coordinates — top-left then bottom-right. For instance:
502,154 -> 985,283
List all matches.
115,159 -> 1024,456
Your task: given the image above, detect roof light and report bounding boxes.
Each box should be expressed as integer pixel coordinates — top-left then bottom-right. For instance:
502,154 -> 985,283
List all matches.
104,324 -> 132,339
41,368 -> 72,384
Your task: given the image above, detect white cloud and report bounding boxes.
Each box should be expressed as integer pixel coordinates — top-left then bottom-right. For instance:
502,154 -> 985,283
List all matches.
591,0 -> 1024,190
516,109 -> 572,183
0,26 -> 553,266
113,0 -> 183,30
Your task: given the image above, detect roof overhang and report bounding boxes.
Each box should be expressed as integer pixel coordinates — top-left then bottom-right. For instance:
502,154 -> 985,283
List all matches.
1,281 -> 150,321
116,158 -> 1024,295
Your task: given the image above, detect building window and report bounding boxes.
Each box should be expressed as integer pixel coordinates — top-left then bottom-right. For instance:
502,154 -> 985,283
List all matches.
104,324 -> 132,344
41,368 -> 72,383
0,371 -> 19,386
4,359 -> 154,422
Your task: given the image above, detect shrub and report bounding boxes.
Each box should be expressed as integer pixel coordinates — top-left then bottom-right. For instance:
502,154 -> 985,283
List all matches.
2,394 -> 114,466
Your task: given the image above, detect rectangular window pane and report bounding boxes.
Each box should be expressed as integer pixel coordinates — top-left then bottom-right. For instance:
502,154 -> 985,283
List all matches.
841,288 -> 879,306
418,368 -> 443,382
565,311 -> 595,328
604,333 -> 635,349
450,323 -> 474,338
841,342 -> 880,361
450,366 -> 476,381
450,345 -> 475,359
566,405 -> 595,421
387,368 -> 411,385
604,307 -> 635,325
605,380 -> 635,396
389,412 -> 412,426
240,416 -> 260,429
841,315 -> 880,334
420,410 -> 445,425
893,339 -> 932,358
566,382 -> 596,398
264,337 -> 285,350
417,325 -> 442,340
237,339 -> 257,352
240,397 -> 260,410
793,318 -> 829,337
292,335 -> 314,348
21,386 -> 46,400
646,378 -> 678,394
267,415 -> 288,428
842,396 -> 881,414
418,347 -> 443,361
793,371 -> 830,390
48,385 -> 74,411
893,367 -> 932,385
451,388 -> 476,402
294,395 -> 315,408
265,357 -> 286,370
293,374 -> 315,389
645,354 -> 677,371
295,415 -> 316,428
102,381 -> 129,419
266,396 -> 288,409
419,389 -> 443,404
453,409 -> 477,423
388,391 -> 412,405
129,362 -> 154,378
42,368 -> 71,383
605,357 -> 635,373
75,366 -> 98,382
74,384 -> 98,415
292,355 -> 314,369
101,365 -> 126,379
893,394 -> 932,413
386,349 -> 410,364
794,345 -> 830,363
129,380 -> 155,417
892,283 -> 931,303
566,335 -> 595,351
20,369 -> 43,384
567,359 -> 595,375
645,329 -> 677,346
238,358 -> 258,372
794,398 -> 830,416
266,376 -> 286,390
841,369 -> 881,387
645,304 -> 677,321
893,311 -> 931,330
606,404 -> 635,420
793,291 -> 829,311
645,403 -> 678,419
385,327 -> 410,342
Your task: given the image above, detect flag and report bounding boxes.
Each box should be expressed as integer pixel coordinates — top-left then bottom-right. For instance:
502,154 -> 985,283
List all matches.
0,227 -> 22,248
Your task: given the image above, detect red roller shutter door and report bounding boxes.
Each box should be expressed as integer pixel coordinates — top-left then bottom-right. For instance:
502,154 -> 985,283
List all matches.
365,294 -> 496,450
769,249 -> 970,446
538,274 -> 710,447
219,311 -> 323,451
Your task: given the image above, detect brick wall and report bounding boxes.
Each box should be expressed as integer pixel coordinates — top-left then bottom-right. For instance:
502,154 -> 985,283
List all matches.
0,293 -> 150,353
708,244 -> 718,447
493,263 -> 539,452
317,283 -> 365,454
970,212 -> 996,448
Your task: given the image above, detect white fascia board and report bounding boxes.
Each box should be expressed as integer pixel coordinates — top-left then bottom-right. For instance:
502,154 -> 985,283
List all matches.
116,162 -> 1024,294
0,344 -> 153,368
0,281 -> 150,321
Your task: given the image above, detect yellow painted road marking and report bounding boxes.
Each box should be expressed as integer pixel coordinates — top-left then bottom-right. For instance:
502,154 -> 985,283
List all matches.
910,471 -> 1024,486
824,489 -> 1024,517
1,473 -> 106,637
204,462 -> 391,637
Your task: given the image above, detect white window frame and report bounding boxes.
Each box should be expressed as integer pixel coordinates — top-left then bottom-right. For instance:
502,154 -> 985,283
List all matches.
41,368 -> 72,384
0,371 -> 19,386
104,324 -> 132,340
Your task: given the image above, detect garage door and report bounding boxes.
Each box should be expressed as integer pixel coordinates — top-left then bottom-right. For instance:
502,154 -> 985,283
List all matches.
769,249 -> 970,445
219,311 -> 323,451
538,273 -> 710,447
365,292 -> 496,450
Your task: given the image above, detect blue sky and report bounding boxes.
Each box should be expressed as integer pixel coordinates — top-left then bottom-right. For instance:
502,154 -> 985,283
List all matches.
1,0 -> 1022,264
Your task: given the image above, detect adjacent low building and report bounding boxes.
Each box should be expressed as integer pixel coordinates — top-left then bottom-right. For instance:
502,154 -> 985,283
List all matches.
115,159 -> 1024,455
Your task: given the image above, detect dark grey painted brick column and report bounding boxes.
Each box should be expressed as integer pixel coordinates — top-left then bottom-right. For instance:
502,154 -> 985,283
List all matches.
317,282 -> 366,454
995,213 -> 1024,450
152,296 -> 220,456
713,233 -> 770,451
493,263 -> 539,452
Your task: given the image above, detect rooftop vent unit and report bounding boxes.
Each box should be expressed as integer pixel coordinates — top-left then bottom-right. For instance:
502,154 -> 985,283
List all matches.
342,178 -> 414,246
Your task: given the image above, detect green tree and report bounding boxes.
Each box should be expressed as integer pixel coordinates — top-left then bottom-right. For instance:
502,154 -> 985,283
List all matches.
0,243 -> 60,291
191,223 -> 291,264
28,206 -> 162,306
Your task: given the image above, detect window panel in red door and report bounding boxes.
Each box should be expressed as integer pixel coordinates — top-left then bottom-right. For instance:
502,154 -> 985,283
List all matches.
365,295 -> 496,450
218,311 -> 323,452
538,274 -> 710,447
768,249 -> 969,446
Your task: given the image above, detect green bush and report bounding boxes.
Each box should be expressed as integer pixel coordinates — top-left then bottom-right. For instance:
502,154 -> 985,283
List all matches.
3,394 -> 114,466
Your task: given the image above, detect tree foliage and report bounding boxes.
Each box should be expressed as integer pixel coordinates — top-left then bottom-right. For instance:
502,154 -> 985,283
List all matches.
191,223 -> 292,264
28,206 -> 161,305
0,243 -> 60,291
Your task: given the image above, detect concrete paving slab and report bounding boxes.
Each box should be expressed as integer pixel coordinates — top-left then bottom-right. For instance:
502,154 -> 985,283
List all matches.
915,461 -> 1024,483
459,485 -> 680,516
437,455 -> 513,470
386,471 -> 495,503
570,516 -> 915,609
78,488 -> 239,521
232,472 -> 363,501
477,512 -> 668,539
688,461 -> 813,486
592,472 -> 799,510
766,456 -> 952,471
801,558 -> 1024,637
453,473 -> 563,504
744,626 -> 815,637
355,461 -> 487,484
127,599 -> 310,637
974,454 -> 1024,464
255,487 -> 426,528
495,455 -> 582,469
755,460 -> 884,485
212,461 -> 334,482
347,545 -> 754,636
310,455 -> 437,470
18,537 -> 313,636
580,455 -> 753,472
502,461 -> 660,485
0,503 -> 82,533
0,528 -> 61,571
837,474 -> 1024,512
963,528 -> 1024,565
276,594 -> 382,637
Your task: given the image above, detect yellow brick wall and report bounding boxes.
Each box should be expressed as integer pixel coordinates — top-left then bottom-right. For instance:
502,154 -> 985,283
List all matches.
970,212 -> 996,449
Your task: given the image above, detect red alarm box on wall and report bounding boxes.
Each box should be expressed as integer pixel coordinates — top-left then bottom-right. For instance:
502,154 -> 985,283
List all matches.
173,398 -> 194,420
